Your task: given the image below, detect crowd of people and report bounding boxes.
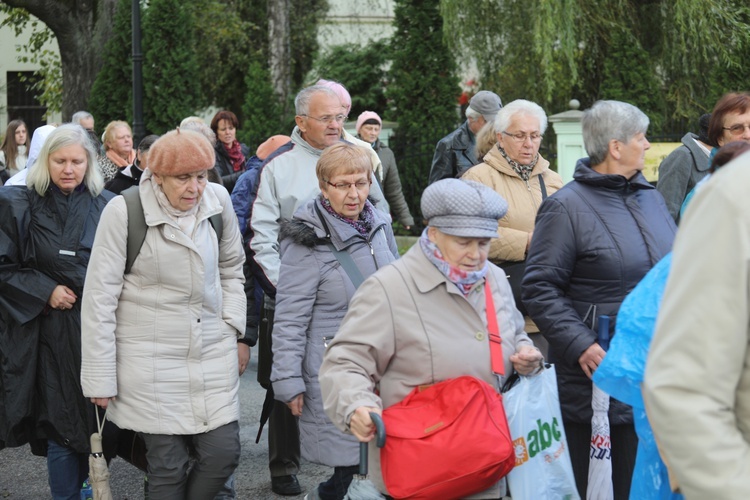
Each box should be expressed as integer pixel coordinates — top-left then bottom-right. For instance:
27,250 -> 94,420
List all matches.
0,84 -> 749,500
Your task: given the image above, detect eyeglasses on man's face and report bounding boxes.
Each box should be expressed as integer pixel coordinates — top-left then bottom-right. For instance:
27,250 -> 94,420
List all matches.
325,180 -> 371,192
722,123 -> 750,136
502,131 -> 543,143
300,114 -> 347,125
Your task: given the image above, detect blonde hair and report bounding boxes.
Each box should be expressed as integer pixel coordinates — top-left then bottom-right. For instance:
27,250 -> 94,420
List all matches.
474,121 -> 497,162
316,142 -> 372,190
26,124 -> 104,197
102,120 -> 132,151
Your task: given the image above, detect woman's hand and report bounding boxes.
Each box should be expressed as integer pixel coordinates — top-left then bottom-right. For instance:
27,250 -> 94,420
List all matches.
578,343 -> 606,379
90,397 -> 115,409
287,393 -> 304,417
48,285 -> 77,310
349,406 -> 382,442
510,345 -> 544,375
237,343 -> 250,375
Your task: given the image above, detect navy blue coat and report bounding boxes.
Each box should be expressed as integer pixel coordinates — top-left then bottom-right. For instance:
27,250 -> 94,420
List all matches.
522,158 -> 676,425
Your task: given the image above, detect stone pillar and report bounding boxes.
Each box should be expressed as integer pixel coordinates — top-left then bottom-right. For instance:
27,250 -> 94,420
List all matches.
549,99 -> 585,184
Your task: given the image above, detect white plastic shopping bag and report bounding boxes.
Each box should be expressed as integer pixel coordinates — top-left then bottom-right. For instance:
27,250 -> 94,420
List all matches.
503,365 -> 579,500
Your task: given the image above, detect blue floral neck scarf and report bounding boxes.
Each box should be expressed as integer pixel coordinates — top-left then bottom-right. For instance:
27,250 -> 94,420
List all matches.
419,229 -> 488,295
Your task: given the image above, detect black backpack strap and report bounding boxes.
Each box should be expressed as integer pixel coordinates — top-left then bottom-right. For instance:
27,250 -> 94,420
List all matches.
121,186 -> 224,275
121,186 -> 146,275
539,173 -> 548,200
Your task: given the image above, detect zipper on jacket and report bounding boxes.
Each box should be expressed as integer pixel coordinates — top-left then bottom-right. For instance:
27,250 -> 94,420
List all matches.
366,223 -> 387,270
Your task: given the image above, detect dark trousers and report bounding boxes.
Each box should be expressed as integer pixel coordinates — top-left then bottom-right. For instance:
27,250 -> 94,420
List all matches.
259,305 -> 301,477
564,420 -> 638,500
141,421 -> 240,500
317,465 -> 359,500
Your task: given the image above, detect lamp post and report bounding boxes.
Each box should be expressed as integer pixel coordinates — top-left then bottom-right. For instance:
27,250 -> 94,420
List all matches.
132,0 -> 145,145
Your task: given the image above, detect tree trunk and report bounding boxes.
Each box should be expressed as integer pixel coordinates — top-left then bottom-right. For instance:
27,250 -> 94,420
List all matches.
2,0 -> 117,120
268,0 -> 291,115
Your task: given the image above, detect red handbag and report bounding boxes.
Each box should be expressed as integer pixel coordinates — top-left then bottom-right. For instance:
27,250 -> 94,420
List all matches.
379,281 -> 515,499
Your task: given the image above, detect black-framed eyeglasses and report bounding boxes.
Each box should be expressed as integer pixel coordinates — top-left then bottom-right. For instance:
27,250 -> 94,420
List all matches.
300,114 -> 347,125
325,180 -> 371,192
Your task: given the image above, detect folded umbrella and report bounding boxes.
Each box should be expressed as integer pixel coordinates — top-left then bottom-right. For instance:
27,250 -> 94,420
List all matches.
89,407 -> 113,500
344,412 -> 386,500
587,315 -> 613,500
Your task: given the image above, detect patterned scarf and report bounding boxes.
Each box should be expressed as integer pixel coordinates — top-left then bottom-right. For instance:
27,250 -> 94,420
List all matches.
497,144 -> 539,182
419,229 -> 488,296
321,197 -> 374,236
106,148 -> 136,167
224,140 -> 245,172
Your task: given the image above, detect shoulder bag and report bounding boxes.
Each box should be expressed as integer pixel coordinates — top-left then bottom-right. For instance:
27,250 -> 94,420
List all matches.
379,278 -> 515,499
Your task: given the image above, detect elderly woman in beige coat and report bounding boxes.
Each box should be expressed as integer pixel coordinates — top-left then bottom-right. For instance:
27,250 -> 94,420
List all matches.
81,129 -> 246,499
462,99 -> 563,348
319,178 -> 543,499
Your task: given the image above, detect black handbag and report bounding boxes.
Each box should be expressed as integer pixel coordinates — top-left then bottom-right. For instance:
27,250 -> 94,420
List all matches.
502,260 -> 528,316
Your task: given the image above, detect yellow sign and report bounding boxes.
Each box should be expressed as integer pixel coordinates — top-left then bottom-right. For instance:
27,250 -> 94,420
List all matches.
643,142 -> 681,183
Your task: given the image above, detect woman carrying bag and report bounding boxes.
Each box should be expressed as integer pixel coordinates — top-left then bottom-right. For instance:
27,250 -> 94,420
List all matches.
319,178 -> 543,499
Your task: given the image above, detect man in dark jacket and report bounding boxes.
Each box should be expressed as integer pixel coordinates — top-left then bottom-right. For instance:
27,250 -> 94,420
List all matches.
428,90 -> 502,184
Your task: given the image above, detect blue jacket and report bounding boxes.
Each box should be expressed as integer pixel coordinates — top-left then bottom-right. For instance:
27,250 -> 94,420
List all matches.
522,158 -> 676,425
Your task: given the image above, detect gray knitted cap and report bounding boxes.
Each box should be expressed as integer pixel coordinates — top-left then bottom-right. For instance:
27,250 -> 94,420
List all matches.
421,179 -> 508,238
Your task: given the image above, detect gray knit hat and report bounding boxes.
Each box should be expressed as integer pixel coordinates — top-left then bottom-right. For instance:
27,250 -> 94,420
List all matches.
421,179 -> 508,238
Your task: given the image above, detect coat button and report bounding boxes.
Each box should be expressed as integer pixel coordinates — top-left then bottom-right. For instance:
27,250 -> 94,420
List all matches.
197,318 -> 201,323
475,332 -> 485,341
170,234 -> 175,239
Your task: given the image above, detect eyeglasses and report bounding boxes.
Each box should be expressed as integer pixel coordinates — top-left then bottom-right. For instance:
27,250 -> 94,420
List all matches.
325,180 -> 371,192
722,123 -> 750,136
300,114 -> 347,125
502,131 -> 543,143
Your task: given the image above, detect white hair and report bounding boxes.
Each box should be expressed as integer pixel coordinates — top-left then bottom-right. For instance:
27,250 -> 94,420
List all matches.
494,99 -> 548,135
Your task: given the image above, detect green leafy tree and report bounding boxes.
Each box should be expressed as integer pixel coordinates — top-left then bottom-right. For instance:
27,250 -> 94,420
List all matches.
599,28 -> 663,131
88,0 -> 133,132
239,61 -> 286,148
310,42 -> 389,117
142,0 -> 202,134
0,0 -> 117,119
387,0 -> 459,227
439,0 -> 750,132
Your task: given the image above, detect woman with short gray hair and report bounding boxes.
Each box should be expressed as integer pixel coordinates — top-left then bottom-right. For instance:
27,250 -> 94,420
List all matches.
521,100 -> 676,499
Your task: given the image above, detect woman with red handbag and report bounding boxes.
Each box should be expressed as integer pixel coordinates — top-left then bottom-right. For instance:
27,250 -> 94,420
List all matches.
319,178 -> 543,499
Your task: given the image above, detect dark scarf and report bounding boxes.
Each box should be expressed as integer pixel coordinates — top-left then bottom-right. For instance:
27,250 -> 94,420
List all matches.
223,140 -> 245,172
321,197 -> 375,236
497,144 -> 539,182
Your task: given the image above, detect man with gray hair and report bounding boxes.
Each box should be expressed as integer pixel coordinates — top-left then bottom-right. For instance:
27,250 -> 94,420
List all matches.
428,90 -> 502,184
246,84 -> 388,496
71,110 -> 100,149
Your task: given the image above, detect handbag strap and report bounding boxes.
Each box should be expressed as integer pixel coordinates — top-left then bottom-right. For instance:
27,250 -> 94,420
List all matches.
326,242 -> 365,289
484,279 -> 505,375
539,173 -> 548,200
